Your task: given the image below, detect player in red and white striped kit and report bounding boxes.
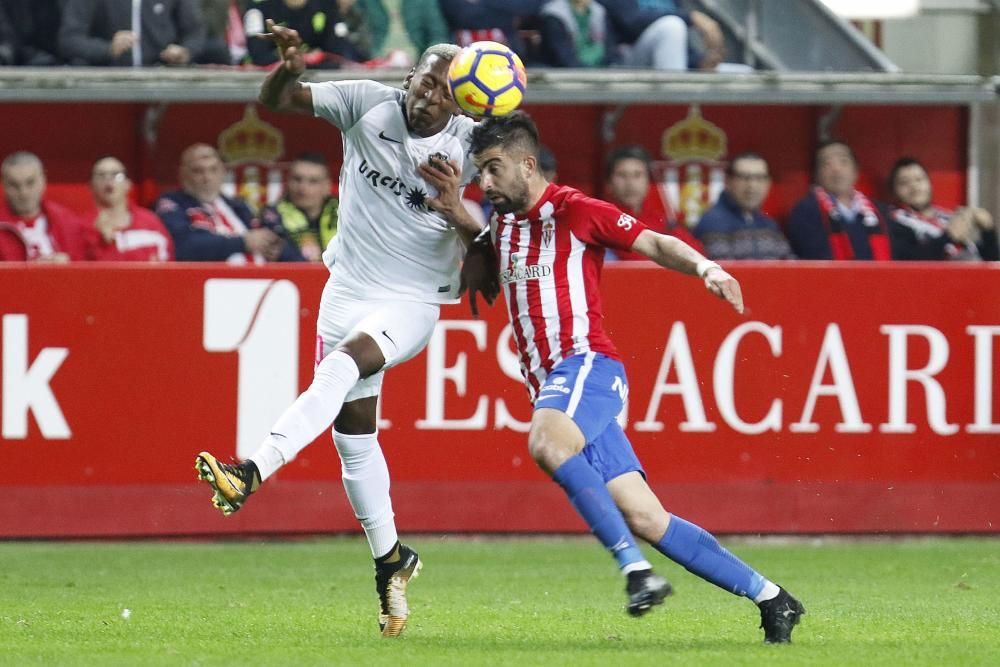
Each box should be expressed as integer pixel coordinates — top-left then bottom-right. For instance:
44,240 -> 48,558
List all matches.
425,111 -> 805,643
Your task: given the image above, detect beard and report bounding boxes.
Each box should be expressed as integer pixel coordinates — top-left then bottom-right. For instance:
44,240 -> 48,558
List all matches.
489,180 -> 530,215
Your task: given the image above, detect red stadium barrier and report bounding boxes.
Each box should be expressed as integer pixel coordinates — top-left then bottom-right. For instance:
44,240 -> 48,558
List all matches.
1,263 -> 998,537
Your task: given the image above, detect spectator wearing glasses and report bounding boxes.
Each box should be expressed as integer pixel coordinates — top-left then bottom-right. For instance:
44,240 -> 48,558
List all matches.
694,152 -> 793,260
83,156 -> 175,261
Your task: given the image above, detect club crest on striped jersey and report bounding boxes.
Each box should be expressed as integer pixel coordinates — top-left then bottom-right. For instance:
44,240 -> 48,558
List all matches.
541,219 -> 555,246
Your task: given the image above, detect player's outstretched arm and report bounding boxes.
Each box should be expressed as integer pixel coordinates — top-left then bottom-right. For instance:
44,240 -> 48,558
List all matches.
257,19 -> 313,114
630,229 -> 744,314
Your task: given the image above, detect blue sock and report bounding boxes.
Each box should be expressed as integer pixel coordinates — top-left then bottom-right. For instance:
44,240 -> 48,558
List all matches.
655,516 -> 765,599
552,454 -> 648,572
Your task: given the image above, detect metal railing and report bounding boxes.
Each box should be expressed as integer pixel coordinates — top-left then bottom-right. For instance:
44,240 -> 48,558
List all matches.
0,67 -> 994,105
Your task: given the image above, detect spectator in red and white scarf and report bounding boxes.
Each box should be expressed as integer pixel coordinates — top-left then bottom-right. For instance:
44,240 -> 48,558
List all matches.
0,151 -> 87,263
888,157 -> 997,262
787,140 -> 892,261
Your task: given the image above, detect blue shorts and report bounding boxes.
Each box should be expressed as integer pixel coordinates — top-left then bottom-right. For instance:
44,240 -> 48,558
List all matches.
533,352 -> 645,483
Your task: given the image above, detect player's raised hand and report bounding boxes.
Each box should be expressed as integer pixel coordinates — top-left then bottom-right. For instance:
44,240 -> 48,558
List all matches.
258,19 -> 305,75
703,266 -> 744,314
419,157 -> 463,216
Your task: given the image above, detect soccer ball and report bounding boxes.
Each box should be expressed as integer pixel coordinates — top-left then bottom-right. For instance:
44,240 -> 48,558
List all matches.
447,42 -> 527,117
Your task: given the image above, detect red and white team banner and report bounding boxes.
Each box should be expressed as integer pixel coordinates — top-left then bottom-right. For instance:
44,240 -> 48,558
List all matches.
1,263 -> 998,537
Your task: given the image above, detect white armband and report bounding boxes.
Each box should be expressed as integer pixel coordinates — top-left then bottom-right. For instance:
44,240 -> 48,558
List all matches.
696,259 -> 722,278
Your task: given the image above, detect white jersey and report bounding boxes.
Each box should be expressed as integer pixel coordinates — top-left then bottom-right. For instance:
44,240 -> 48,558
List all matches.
306,80 -> 477,303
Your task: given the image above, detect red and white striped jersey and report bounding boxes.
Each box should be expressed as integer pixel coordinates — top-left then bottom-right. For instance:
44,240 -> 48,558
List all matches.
493,183 -> 647,396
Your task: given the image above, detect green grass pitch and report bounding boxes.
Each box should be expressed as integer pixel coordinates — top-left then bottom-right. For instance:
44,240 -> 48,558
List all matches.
1,536 -> 998,666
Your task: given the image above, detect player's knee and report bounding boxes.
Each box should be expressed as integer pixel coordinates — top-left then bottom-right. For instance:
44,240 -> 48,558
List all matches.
337,334 -> 386,378
527,428 -> 571,473
622,506 -> 670,543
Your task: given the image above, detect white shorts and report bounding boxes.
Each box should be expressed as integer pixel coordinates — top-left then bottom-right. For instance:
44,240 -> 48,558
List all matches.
316,279 -> 440,401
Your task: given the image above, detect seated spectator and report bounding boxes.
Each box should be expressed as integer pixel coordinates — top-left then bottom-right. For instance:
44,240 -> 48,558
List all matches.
401,0 -> 449,56
694,152 -> 794,260
267,153 -> 339,262
0,152 -> 87,263
244,0 -> 371,67
155,143 -> 303,263
438,0 -> 544,57
601,0 -> 724,71
888,157 -> 998,261
786,140 -> 891,261
604,144 -> 703,260
538,0 -> 617,68
84,156 -> 175,261
59,0 -> 207,66
3,0 -> 63,66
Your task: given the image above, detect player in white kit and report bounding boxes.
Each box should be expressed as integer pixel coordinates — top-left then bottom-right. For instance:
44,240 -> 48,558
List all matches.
194,21 -> 491,638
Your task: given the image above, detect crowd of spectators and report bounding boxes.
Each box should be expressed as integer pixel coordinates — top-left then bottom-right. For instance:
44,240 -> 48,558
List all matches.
0,147 -> 312,263
0,0 -> 728,71
2,137 -> 995,264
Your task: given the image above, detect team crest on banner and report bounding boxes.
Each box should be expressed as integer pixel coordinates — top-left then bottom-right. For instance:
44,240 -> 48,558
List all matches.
656,106 -> 727,228
218,105 -> 286,212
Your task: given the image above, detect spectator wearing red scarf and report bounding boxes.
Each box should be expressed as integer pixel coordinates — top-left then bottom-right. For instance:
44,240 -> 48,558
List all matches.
603,144 -> 702,261
887,157 -> 998,262
787,140 -> 891,261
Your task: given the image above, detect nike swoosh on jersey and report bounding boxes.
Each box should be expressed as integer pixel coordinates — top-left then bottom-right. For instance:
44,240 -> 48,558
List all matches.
378,130 -> 403,144
534,394 -> 562,402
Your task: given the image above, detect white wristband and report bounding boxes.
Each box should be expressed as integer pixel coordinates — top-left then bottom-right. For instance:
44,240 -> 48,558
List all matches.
696,260 -> 721,278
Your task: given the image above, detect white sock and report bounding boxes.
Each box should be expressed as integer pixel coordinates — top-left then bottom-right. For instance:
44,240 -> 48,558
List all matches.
622,560 -> 653,576
754,580 -> 781,603
250,350 -> 360,481
333,429 -> 398,558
